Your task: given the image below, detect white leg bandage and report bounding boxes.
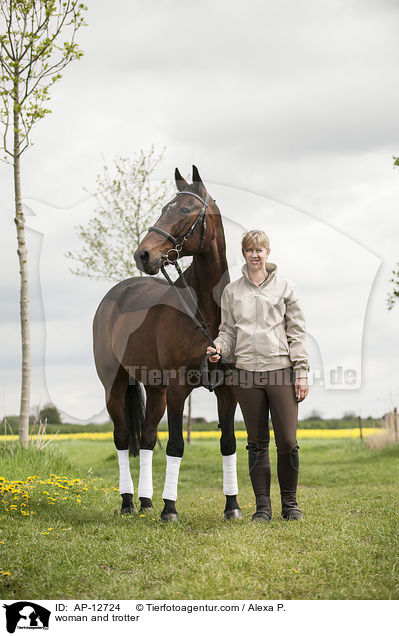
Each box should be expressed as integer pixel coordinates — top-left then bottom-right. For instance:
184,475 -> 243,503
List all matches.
117,449 -> 134,495
223,453 -> 238,495
162,455 -> 182,501
138,449 -> 153,499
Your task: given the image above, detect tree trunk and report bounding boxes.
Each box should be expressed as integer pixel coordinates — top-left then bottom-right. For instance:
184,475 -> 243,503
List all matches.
13,79 -> 31,448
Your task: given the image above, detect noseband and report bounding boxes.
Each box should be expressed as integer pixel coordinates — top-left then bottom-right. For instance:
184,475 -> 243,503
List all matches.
147,191 -> 210,264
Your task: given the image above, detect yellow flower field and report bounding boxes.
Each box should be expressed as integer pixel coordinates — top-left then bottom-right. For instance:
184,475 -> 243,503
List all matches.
0,427 -> 384,442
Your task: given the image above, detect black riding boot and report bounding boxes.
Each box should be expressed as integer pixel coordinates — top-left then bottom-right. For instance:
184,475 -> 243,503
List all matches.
277,444 -> 303,520
247,441 -> 272,522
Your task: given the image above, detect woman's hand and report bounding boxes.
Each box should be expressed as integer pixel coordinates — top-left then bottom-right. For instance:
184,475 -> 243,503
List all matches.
295,377 -> 309,402
206,344 -> 221,363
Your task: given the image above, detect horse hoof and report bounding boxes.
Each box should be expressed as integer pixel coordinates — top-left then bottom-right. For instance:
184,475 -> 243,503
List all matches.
120,493 -> 137,515
224,508 -> 243,520
120,505 -> 137,516
160,511 -> 179,522
139,497 -> 154,511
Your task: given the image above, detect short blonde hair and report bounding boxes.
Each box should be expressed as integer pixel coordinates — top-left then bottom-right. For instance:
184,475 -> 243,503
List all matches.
241,230 -> 270,254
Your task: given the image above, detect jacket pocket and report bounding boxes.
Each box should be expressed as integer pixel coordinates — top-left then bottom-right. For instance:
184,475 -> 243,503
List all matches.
272,325 -> 289,354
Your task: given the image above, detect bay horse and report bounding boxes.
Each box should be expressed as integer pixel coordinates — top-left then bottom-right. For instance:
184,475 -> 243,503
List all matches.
93,166 -> 241,521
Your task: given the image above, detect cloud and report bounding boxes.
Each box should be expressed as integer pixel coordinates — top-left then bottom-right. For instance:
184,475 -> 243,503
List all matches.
0,0 -> 397,420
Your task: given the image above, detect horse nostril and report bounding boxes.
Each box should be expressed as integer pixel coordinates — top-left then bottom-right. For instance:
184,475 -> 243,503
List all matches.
140,250 -> 150,264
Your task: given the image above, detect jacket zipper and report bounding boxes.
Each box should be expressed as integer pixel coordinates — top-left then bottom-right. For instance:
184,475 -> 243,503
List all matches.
253,293 -> 259,370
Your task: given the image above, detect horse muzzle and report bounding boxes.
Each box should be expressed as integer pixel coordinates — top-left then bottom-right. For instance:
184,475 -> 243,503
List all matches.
134,248 -> 163,275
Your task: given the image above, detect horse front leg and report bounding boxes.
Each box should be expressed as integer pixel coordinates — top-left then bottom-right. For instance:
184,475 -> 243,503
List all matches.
161,383 -> 191,521
214,382 -> 242,520
138,386 -> 167,511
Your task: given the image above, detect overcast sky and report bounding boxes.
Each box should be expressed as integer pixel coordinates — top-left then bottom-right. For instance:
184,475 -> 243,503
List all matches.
1,0 -> 399,423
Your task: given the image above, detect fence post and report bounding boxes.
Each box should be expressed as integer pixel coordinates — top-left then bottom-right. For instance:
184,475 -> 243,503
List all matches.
394,407 -> 398,442
358,415 -> 363,443
186,393 -> 192,445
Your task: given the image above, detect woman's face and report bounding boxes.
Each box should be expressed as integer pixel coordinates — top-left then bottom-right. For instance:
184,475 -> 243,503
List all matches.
243,245 -> 270,269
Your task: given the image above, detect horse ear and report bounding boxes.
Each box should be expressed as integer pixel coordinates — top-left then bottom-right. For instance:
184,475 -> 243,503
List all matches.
192,165 -> 207,196
175,168 -> 189,192
192,165 -> 203,184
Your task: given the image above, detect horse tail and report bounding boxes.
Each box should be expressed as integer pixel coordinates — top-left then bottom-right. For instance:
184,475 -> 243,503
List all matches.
125,378 -> 146,456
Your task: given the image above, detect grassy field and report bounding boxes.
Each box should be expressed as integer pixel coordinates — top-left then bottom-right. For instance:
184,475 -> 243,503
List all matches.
0,437 -> 398,600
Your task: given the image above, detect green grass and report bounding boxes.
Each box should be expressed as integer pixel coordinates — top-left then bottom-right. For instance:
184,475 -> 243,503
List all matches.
0,438 -> 398,600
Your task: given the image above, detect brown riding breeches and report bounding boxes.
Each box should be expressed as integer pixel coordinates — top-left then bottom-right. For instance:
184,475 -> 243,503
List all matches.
233,367 -> 298,452
233,366 -> 300,501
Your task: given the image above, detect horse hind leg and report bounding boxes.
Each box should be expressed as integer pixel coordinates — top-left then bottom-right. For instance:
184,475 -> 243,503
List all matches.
137,386 -> 167,512
106,367 -> 144,515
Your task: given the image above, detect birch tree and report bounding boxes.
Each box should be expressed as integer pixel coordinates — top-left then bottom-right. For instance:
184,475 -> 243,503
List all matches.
0,0 -> 87,447
66,147 -> 175,281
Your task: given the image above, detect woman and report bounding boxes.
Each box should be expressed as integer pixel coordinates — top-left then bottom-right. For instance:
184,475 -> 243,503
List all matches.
207,230 -> 309,522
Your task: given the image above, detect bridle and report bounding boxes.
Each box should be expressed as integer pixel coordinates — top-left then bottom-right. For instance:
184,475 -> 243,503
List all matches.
144,190 -> 230,391
147,190 -> 210,266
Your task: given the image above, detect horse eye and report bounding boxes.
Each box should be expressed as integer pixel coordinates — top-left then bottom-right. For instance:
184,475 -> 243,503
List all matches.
180,206 -> 191,214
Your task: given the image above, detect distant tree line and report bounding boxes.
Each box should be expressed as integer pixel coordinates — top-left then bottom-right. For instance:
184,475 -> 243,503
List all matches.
1,410 -> 383,434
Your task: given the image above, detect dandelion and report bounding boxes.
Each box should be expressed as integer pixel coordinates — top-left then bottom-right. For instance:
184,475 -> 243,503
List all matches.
0,571 -> 11,576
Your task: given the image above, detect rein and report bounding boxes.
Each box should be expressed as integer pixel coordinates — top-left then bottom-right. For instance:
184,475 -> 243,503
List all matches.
160,258 -> 214,347
147,191 -> 230,391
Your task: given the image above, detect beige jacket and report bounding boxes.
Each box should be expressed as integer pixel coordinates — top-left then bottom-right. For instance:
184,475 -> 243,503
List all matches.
213,262 -> 309,379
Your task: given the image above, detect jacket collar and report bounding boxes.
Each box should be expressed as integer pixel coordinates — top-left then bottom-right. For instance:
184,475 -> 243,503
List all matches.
241,261 -> 277,287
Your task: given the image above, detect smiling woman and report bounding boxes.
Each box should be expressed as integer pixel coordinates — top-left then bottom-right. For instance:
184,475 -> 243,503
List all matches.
207,229 -> 309,522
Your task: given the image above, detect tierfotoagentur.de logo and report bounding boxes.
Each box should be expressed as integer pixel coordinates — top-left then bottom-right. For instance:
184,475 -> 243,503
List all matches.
2,602 -> 51,633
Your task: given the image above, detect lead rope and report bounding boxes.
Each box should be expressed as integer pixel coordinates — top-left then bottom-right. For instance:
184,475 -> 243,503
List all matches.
152,190 -> 228,388
160,260 -> 230,391
160,260 -> 216,348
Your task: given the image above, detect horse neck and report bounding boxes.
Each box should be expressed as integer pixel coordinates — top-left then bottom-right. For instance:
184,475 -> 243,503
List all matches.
185,213 -> 229,323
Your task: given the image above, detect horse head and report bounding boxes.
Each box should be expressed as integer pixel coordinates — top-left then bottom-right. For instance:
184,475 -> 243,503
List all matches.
134,165 -> 217,275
